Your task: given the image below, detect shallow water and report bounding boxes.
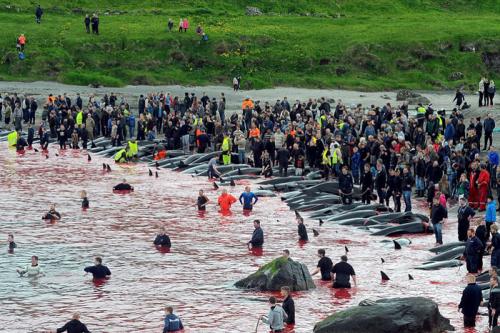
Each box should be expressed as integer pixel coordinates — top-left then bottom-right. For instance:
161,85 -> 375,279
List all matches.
0,143 -> 489,333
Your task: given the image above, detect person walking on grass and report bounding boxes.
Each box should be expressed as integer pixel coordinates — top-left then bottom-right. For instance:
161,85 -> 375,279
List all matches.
84,15 -> 90,33
35,5 -> 43,24
167,18 -> 173,32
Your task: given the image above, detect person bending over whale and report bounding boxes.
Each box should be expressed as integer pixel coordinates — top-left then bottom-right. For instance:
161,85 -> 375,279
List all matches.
113,179 -> 134,191
154,227 -> 171,248
84,257 -> 111,280
42,204 -> 61,220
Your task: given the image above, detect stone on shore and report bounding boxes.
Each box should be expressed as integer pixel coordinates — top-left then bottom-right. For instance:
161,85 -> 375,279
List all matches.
313,297 -> 454,333
234,257 -> 315,291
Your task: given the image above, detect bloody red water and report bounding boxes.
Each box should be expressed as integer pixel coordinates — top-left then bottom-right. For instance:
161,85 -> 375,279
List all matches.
0,143 -> 488,332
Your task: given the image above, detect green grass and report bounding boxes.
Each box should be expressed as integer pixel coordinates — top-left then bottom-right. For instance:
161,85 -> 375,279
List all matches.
0,0 -> 499,90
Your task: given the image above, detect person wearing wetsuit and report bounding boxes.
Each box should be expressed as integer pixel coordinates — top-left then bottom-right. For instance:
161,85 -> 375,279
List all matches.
80,190 -> 89,209
84,257 -> 111,279
56,312 -> 90,333
248,220 -> 264,249
197,189 -> 209,210
113,179 -> 134,191
311,249 -> 333,281
154,227 -> 171,248
239,186 -> 258,210
298,218 -> 308,241
42,204 -> 61,220
332,255 -> 356,288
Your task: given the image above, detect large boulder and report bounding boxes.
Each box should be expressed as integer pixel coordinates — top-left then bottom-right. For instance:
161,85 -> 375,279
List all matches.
245,6 -> 262,16
482,52 -> 500,74
396,89 -> 420,101
234,257 -> 315,291
408,96 -> 431,105
313,297 -> 454,333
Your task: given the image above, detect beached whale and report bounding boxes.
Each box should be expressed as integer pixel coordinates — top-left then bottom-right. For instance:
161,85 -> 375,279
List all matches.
415,259 -> 463,270
428,246 -> 465,262
371,221 -> 433,236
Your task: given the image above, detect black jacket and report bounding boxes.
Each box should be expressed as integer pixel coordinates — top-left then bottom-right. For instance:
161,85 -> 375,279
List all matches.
250,227 -> 264,247
402,173 -> 414,192
431,204 -> 447,224
56,319 -> 90,333
282,296 -> 295,324
458,283 -> 483,317
361,170 -> 373,190
375,169 -> 386,190
298,223 -> 308,241
339,173 -> 353,193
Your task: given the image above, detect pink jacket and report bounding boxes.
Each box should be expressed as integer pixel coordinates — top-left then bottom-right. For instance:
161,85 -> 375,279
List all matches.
183,19 -> 189,29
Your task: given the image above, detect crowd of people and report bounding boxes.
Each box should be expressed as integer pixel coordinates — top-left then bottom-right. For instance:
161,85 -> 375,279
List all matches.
2,77 -> 499,331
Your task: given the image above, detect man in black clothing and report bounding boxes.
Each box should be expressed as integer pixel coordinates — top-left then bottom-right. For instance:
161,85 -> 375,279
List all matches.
248,220 -> 264,249
332,255 -> 356,288
297,217 -> 308,241
375,160 -> 387,204
361,163 -> 373,204
277,145 -> 290,177
91,14 -> 99,35
484,112 -> 496,150
463,228 -> 483,274
35,5 -> 43,24
55,312 -> 90,333
153,227 -> 171,248
280,286 -> 295,325
458,274 -> 483,327
457,197 -> 475,241
311,249 -> 333,281
84,257 -> 111,279
113,179 -> 134,191
401,166 -> 414,212
84,15 -> 90,33
431,198 -> 447,245
338,165 -> 354,205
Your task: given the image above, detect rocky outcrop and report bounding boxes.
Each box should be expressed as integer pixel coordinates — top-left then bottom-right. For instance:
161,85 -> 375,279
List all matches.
482,52 -> 500,73
408,96 -> 431,105
459,42 -> 478,52
396,89 -> 430,105
234,257 -> 315,291
449,72 -> 464,80
313,297 -> 454,333
245,6 -> 262,16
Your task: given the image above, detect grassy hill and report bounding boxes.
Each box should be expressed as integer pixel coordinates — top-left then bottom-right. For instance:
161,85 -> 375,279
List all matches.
0,0 -> 499,90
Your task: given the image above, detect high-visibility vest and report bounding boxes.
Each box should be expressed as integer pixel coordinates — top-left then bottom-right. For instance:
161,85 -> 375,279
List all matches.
128,141 -> 138,156
322,149 -> 331,166
437,116 -> 443,127
338,121 -> 344,129
7,131 -> 18,146
114,149 -> 127,162
417,107 -> 426,114
332,149 -> 342,164
320,115 -> 327,127
76,111 -> 83,125
222,137 -> 230,152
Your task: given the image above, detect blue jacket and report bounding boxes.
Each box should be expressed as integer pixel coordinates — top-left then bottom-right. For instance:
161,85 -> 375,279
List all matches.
486,201 -> 497,223
489,151 -> 499,167
444,123 -> 455,142
163,314 -> 183,332
351,152 -> 361,173
239,192 -> 258,209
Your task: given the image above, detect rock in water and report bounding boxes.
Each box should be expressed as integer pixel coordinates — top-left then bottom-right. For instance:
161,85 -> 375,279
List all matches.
313,297 -> 454,333
234,257 -> 315,291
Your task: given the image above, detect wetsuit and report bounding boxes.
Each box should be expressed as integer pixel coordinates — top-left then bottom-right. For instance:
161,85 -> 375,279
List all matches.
56,319 -> 90,333
113,183 -> 133,191
43,210 -> 61,220
457,205 -> 475,241
82,197 -> 89,209
239,191 -> 258,210
298,223 -> 308,241
249,226 -> 264,248
84,264 -> 111,279
197,195 -> 209,210
154,234 -> 171,247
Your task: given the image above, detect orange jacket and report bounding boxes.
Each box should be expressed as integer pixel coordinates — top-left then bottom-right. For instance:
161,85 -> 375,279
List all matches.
249,128 -> 260,138
218,193 -> 237,211
241,99 -> 254,110
19,36 -> 26,44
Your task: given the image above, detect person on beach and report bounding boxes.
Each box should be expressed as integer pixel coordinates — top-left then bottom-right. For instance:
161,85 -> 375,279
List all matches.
458,274 -> 483,327
239,186 -> 258,211
84,257 -> 111,280
462,228 -> 483,274
16,255 -> 43,277
53,312 -> 90,333
248,220 -> 264,249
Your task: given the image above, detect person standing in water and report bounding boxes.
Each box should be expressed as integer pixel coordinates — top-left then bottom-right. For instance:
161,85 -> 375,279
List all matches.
42,204 -> 61,220
196,189 -> 209,210
16,255 -> 43,277
297,217 -> 308,241
311,249 -> 333,281
331,255 -> 357,288
262,296 -> 287,332
281,286 -> 295,326
218,189 -> 236,212
458,274 -> 483,327
53,312 -> 90,333
7,233 -> 17,253
113,179 -> 134,191
84,257 -> 111,280
154,227 -> 171,248
163,306 -> 184,332
248,220 -> 264,249
81,190 -> 89,209
239,186 -> 258,211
